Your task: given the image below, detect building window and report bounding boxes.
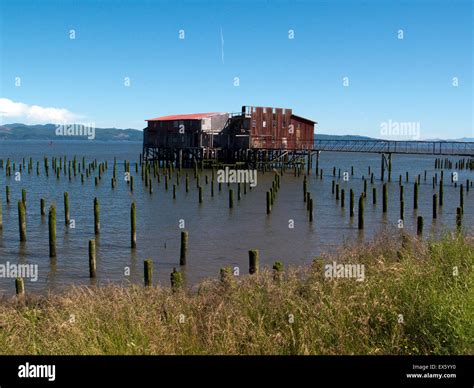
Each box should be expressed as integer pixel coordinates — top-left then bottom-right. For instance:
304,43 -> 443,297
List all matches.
263,121 -> 267,128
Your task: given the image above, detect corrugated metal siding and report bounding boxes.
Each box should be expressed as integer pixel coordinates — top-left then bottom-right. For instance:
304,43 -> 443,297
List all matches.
248,106 -> 313,149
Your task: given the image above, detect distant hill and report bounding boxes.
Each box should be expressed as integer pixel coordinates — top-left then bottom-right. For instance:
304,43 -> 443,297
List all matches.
423,137 -> 474,142
314,134 -> 376,141
0,124 -> 471,142
0,123 -> 142,141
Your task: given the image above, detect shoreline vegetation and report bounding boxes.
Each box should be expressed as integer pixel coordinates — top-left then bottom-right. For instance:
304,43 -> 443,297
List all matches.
0,232 -> 472,355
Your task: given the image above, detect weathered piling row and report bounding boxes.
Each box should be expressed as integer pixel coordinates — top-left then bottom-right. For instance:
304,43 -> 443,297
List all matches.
0,150 -> 471,294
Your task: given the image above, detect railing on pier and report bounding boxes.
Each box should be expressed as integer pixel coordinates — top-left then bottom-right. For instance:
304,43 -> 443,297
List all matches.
313,139 -> 474,156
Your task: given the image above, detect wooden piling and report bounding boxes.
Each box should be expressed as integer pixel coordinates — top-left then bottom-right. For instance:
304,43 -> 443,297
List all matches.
180,231 -> 188,265
382,184 -> 388,213
358,195 -> 364,229
131,202 -> 136,248
49,205 -> 56,257
229,189 -> 234,208
170,268 -> 183,291
89,239 -> 96,278
21,189 -> 26,208
220,266 -> 233,284
144,259 -> 153,286
39,198 -> 45,217
417,216 -> 423,236
439,180 -> 443,206
18,200 -> 26,241
350,189 -> 354,217
456,207 -> 462,230
413,182 -> 418,210
94,197 -> 100,234
249,249 -> 259,274
266,191 -> 271,214
64,192 -> 70,225
15,278 -> 24,296
432,194 -> 437,219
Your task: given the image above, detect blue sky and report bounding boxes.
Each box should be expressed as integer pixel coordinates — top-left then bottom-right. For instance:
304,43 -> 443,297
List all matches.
0,0 -> 472,139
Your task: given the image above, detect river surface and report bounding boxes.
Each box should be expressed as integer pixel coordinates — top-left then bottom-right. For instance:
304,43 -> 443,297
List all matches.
0,140 -> 472,294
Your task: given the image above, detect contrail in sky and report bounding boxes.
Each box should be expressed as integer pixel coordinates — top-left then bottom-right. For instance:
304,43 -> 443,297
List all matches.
220,27 -> 225,64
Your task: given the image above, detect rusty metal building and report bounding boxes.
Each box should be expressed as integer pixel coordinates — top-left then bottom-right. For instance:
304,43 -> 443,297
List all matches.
143,112 -> 229,162
217,106 -> 316,151
142,106 -> 316,168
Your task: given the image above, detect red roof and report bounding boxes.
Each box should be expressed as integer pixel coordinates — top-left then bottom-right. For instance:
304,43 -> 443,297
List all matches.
147,112 -> 225,121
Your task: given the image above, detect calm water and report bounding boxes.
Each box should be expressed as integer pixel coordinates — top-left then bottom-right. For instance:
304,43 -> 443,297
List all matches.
0,140 -> 472,294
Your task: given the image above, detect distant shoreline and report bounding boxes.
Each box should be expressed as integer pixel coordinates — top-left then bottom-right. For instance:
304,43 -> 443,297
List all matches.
1,123 -> 473,142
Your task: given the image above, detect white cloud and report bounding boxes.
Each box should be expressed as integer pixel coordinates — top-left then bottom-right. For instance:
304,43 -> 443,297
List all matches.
0,98 -> 81,124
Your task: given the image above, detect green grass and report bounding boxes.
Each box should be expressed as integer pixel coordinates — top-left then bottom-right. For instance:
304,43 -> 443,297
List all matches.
0,232 -> 472,355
